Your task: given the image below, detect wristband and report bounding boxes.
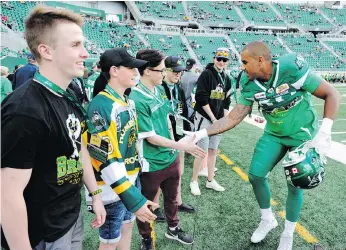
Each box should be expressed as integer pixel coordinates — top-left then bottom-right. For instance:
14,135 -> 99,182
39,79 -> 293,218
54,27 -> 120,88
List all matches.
89,188 -> 102,197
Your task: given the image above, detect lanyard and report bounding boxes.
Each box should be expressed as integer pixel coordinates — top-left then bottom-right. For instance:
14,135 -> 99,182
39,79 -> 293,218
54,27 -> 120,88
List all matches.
138,81 -> 164,106
105,84 -> 126,103
167,82 -> 179,112
104,84 -> 136,120
34,72 -> 96,133
214,66 -> 226,87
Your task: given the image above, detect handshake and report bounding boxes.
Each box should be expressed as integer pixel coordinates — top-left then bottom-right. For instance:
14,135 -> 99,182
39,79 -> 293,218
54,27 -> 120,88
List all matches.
177,129 -> 209,158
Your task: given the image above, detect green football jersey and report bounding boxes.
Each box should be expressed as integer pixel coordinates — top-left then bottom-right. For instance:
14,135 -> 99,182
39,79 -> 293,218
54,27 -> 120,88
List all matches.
86,71 -> 100,101
84,84 -> 146,212
129,82 -> 179,172
239,53 -> 323,141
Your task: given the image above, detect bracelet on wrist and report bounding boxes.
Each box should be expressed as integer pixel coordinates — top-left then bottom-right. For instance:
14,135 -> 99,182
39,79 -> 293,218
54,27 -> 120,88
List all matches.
89,188 -> 102,197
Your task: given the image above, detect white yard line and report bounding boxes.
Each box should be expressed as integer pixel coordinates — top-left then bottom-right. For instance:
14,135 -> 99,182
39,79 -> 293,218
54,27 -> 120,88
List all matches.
331,132 -> 346,134
229,107 -> 346,165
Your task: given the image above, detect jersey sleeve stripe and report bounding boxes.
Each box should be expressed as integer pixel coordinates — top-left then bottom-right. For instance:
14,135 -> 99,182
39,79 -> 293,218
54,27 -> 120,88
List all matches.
100,161 -> 128,184
113,180 -> 132,195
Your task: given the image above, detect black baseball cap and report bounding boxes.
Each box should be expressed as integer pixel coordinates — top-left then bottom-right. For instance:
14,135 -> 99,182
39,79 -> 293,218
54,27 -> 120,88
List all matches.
186,58 -> 196,70
100,48 -> 148,72
165,56 -> 186,72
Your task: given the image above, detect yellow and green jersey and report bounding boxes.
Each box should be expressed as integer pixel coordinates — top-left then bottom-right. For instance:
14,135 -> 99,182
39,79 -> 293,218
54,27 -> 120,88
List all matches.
239,53 -> 323,141
84,84 -> 146,213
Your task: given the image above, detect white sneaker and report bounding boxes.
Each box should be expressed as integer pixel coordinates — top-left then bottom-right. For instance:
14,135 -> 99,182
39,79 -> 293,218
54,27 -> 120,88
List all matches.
190,181 -> 201,196
251,217 -> 278,243
206,179 -> 225,192
277,233 -> 293,250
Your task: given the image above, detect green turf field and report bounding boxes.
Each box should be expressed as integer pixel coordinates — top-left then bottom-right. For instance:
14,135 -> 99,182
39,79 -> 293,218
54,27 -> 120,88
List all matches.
82,90 -> 346,250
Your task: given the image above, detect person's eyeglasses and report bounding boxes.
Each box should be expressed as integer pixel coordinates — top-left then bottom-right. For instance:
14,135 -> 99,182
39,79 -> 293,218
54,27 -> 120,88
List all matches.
148,68 -> 167,75
216,58 -> 229,62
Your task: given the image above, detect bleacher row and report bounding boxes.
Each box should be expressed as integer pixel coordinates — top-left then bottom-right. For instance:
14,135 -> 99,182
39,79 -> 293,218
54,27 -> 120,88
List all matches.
1,1 -> 345,72
136,1 -> 346,27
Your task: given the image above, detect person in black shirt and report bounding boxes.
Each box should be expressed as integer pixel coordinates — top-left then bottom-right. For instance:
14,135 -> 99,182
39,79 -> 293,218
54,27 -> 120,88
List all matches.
1,6 -> 106,250
190,47 -> 233,196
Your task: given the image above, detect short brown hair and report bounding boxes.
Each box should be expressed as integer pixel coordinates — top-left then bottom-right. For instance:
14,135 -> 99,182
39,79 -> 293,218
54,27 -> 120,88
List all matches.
24,5 -> 84,62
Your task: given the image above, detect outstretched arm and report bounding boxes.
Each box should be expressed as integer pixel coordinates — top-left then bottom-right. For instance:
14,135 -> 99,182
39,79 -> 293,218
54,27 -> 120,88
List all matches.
207,104 -> 252,136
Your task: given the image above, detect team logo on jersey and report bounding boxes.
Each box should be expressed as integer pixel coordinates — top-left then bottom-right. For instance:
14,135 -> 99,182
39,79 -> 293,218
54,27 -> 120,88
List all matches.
115,115 -> 122,132
66,114 -> 81,159
275,83 -> 289,95
268,88 -> 274,94
254,92 -> 266,100
295,56 -> 305,69
92,111 -> 106,131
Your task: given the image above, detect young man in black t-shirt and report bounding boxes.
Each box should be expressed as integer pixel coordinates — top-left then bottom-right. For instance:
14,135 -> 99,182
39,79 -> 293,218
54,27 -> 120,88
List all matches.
1,6 -> 106,250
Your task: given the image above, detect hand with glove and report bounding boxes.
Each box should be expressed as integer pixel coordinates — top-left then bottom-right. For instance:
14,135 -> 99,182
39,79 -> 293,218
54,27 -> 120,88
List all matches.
182,128 -> 208,144
310,118 -> 333,158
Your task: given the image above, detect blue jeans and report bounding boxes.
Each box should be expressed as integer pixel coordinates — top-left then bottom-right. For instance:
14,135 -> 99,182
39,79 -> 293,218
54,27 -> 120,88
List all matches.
99,201 -> 135,244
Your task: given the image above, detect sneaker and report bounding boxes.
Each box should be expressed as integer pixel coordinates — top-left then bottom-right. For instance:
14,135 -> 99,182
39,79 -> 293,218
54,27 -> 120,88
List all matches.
140,237 -> 153,250
153,208 -> 166,223
178,203 -> 196,213
190,181 -> 201,196
206,179 -> 225,192
165,227 -> 194,245
277,233 -> 293,250
251,217 -> 278,243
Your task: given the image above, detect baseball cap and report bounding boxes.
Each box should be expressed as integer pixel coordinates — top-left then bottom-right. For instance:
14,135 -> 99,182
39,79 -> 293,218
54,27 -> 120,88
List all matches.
165,56 -> 186,72
100,48 -> 148,72
186,58 -> 196,70
27,52 -> 36,61
215,47 -> 230,59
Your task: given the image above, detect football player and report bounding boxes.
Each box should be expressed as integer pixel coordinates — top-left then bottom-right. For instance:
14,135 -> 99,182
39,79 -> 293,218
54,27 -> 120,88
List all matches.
184,41 -> 340,250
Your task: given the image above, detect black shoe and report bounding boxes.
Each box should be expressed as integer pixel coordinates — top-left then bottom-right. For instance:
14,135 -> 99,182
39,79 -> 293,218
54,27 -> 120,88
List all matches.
165,226 -> 194,245
153,208 -> 166,222
178,203 -> 196,213
140,237 -> 153,250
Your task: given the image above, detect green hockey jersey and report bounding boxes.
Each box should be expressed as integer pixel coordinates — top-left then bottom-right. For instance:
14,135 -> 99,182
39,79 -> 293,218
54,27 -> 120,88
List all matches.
83,84 -> 146,213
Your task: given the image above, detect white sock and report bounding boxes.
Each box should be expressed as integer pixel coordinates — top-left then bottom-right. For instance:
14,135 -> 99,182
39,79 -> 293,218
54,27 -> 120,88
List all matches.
283,220 -> 297,236
169,226 -> 177,231
260,208 -> 274,220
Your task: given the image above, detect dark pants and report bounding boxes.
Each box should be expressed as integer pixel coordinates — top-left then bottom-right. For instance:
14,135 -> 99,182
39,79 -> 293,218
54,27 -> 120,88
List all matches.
137,157 -> 180,238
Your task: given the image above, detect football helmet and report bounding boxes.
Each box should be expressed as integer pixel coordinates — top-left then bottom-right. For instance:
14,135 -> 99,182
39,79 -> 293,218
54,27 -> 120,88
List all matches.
282,143 -> 325,189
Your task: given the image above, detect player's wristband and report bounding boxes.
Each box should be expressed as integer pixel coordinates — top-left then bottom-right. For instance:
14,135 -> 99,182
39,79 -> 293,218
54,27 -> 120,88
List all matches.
319,118 -> 333,134
89,188 -> 102,197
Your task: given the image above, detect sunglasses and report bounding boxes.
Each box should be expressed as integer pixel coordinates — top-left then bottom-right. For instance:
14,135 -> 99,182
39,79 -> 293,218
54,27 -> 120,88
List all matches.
215,51 -> 229,58
216,58 -> 229,62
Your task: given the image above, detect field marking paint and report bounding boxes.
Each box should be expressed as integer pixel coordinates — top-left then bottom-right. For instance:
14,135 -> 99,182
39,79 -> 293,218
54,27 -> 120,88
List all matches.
218,153 -> 234,165
331,132 -> 346,134
232,166 -> 249,182
278,211 -> 319,244
150,221 -> 157,250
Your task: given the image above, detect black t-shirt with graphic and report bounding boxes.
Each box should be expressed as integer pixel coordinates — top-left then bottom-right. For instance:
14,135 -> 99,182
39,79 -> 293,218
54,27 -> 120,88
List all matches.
1,79 -> 86,248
